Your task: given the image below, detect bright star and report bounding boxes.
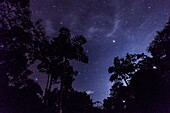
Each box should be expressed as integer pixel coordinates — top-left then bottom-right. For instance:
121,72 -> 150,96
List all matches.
112,40 -> 116,43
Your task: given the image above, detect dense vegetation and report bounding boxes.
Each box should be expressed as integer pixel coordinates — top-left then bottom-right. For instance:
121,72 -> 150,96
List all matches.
104,18 -> 170,113
0,0 -> 169,113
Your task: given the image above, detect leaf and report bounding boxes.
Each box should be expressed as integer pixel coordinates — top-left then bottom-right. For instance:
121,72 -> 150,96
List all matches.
109,73 -> 118,82
70,35 -> 87,46
112,82 -> 122,89
108,66 -> 115,73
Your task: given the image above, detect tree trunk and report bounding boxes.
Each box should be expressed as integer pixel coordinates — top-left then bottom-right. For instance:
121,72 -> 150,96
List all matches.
48,74 -> 52,92
58,82 -> 63,113
44,74 -> 50,105
58,58 -> 67,113
45,74 -> 50,93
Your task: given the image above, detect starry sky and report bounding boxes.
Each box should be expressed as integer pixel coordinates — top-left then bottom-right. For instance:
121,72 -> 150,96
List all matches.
30,0 -> 170,102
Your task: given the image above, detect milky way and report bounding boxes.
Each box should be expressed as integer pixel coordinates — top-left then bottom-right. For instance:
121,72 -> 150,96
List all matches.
30,0 -> 170,101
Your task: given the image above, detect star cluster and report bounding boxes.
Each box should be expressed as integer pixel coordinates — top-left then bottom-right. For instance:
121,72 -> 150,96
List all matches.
30,0 -> 170,101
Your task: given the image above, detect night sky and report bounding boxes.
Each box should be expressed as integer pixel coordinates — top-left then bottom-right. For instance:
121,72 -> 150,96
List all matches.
30,0 -> 170,102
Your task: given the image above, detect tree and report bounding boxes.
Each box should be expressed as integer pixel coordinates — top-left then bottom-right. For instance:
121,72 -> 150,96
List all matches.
0,1 -> 91,113
62,91 -> 93,113
4,79 -> 43,113
105,53 -> 146,112
37,27 -> 88,113
105,18 -> 170,113
148,19 -> 170,80
106,53 -> 151,111
0,0 -> 46,112
129,69 -> 167,113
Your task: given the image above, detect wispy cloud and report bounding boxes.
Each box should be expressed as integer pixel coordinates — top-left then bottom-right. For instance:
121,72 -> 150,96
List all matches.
86,90 -> 94,95
44,19 -> 56,36
106,14 -> 120,37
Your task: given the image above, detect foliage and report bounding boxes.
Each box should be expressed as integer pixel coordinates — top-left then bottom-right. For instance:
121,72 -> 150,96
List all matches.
0,0 -> 46,112
0,0 -> 91,113
148,18 -> 170,79
104,19 -> 170,113
43,89 -> 93,113
37,27 -> 89,113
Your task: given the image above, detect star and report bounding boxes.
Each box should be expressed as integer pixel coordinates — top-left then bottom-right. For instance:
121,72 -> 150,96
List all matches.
153,66 -> 157,69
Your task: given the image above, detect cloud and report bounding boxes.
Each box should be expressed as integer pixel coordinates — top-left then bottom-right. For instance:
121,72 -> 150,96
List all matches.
86,90 -> 94,95
44,19 -> 56,36
106,15 -> 120,37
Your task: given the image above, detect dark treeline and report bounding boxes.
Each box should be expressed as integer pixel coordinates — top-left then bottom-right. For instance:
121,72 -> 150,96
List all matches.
0,0 -> 169,113
103,19 -> 170,113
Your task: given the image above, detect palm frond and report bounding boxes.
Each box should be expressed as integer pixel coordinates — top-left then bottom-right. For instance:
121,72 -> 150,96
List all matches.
70,35 -> 87,47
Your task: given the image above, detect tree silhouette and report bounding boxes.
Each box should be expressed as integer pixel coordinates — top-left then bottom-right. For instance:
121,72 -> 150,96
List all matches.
148,18 -> 170,80
106,53 -> 151,111
129,69 -> 167,113
62,91 -> 93,113
0,0 -> 46,112
106,53 -> 145,112
50,27 -> 88,91
105,18 -> 170,113
37,27 -> 88,113
4,79 -> 43,113
0,1 -> 92,113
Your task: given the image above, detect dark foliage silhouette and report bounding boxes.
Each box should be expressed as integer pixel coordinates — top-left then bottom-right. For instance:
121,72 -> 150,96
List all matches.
0,0 -> 46,112
38,27 -> 89,113
104,18 -> 170,113
62,90 -> 93,113
104,53 -> 148,112
0,0 -> 92,112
